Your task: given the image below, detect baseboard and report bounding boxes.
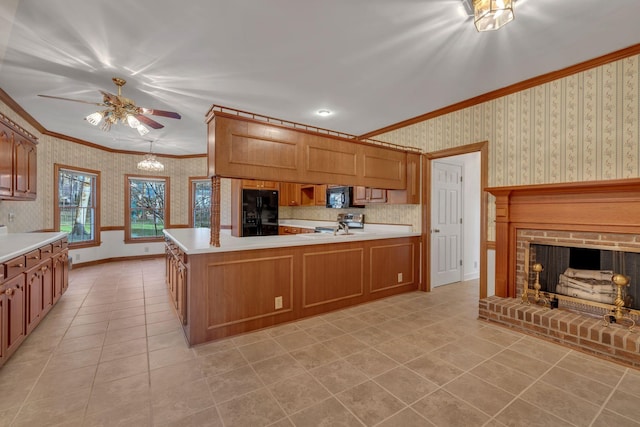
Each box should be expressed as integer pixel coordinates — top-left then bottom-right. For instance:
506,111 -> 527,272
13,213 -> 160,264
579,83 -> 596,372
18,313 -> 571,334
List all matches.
71,253 -> 164,269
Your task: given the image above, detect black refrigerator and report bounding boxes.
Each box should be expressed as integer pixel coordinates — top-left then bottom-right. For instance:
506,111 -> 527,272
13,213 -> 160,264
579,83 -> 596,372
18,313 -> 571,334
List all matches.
241,189 -> 279,236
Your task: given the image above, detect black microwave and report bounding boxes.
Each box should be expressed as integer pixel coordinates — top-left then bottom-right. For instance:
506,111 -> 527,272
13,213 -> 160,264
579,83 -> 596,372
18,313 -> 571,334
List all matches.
326,186 -> 364,209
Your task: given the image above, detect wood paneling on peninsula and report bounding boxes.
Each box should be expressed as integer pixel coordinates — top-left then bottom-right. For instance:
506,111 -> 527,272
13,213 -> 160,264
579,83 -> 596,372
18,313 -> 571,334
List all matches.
170,236 -> 420,344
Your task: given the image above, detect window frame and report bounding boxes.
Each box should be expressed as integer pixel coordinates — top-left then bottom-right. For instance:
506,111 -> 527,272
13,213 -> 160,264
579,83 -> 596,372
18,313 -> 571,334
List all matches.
124,174 -> 170,243
54,164 -> 101,249
189,176 -> 211,228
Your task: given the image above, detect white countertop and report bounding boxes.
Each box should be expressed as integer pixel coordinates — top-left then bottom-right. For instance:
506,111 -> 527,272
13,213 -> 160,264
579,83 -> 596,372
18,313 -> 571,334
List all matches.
164,222 -> 419,255
0,232 -> 68,263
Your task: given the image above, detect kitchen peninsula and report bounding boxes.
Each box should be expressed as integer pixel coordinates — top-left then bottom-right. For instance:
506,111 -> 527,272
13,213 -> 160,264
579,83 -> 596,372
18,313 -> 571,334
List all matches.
164,224 -> 420,345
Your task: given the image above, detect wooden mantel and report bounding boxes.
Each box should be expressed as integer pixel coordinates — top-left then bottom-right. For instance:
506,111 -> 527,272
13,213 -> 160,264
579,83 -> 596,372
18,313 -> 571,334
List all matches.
485,178 -> 640,298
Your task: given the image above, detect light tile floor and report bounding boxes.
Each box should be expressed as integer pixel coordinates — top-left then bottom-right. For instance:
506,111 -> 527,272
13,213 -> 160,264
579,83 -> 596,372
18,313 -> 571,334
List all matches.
1,259 -> 640,426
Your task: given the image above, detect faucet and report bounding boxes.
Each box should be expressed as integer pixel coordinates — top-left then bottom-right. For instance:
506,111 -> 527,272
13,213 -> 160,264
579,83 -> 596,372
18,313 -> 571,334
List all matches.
334,221 -> 349,235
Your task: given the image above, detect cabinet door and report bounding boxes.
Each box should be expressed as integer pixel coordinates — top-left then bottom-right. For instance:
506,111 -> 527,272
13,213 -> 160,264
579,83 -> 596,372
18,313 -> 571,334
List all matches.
14,139 -> 37,198
176,263 -> 187,325
353,186 -> 368,205
25,267 -> 42,334
52,253 -> 66,304
3,274 -> 26,358
369,188 -> 387,203
314,185 -> 327,206
0,127 -> 13,197
40,260 -> 53,316
279,183 -> 300,206
243,180 -> 277,189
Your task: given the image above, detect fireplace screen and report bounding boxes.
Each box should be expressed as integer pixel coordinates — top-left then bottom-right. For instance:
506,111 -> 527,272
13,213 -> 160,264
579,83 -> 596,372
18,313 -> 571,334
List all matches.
530,244 -> 640,311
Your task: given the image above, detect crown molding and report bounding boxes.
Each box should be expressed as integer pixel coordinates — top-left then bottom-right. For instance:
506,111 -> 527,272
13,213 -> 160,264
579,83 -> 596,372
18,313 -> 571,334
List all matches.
358,43 -> 640,140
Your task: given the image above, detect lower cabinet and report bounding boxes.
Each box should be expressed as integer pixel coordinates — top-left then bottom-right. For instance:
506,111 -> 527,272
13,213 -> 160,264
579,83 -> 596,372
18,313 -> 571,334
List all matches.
0,274 -> 26,364
0,237 -> 68,367
165,241 -> 187,326
25,259 -> 52,334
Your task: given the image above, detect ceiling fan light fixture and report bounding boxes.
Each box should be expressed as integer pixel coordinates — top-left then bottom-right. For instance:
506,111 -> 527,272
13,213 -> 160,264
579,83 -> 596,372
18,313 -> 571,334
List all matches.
136,124 -> 150,136
126,114 -> 141,128
473,0 -> 514,32
85,111 -> 103,126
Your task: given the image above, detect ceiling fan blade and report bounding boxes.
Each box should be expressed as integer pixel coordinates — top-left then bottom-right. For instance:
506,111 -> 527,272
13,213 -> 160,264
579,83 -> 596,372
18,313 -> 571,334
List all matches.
100,90 -> 121,106
139,108 -> 181,119
38,94 -> 105,107
135,114 -> 165,129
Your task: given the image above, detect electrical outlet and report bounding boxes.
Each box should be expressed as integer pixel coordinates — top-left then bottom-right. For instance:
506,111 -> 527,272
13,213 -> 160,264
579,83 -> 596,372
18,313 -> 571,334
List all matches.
8,212 -> 15,222
75,254 -> 80,261
474,261 -> 478,268
397,272 -> 403,283
274,296 -> 283,310
144,246 -> 149,253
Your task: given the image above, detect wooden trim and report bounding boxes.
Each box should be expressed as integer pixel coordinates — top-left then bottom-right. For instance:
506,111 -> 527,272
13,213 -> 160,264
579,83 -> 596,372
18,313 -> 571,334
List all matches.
485,178 -> 640,298
359,44 -> 640,139
423,141 -> 489,298
486,241 -> 496,250
71,253 -> 163,269
124,174 -> 170,244
53,163 -> 101,248
100,226 -> 124,231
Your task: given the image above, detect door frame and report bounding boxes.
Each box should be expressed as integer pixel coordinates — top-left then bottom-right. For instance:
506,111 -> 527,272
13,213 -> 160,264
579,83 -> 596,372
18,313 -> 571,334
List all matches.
422,141 -> 488,298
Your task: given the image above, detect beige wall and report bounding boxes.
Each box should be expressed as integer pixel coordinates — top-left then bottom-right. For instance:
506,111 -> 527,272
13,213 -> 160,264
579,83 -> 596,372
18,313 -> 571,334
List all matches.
376,54 -> 640,240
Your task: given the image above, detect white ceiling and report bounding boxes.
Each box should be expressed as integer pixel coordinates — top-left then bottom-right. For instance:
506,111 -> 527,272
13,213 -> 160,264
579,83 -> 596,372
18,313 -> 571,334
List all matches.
0,0 -> 638,155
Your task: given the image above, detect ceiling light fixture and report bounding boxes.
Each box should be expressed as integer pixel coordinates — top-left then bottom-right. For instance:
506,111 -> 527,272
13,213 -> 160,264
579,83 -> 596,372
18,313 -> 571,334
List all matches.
137,141 -> 164,172
473,0 -> 514,32
317,109 -> 332,117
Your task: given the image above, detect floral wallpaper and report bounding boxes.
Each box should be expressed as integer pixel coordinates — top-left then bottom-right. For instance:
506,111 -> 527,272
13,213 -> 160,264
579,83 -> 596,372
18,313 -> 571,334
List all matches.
375,54 -> 640,239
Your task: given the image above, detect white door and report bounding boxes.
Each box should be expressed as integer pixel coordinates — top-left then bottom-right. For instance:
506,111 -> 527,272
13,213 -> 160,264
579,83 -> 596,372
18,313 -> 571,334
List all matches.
431,161 -> 463,287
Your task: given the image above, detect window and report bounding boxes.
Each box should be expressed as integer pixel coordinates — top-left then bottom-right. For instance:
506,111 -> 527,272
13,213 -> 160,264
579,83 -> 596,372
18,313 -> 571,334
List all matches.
125,175 -> 169,242
54,165 -> 100,247
189,178 -> 211,228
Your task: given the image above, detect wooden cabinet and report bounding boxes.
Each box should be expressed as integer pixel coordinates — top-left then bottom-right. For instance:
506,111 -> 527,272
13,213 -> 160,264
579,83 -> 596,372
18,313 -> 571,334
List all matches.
0,125 -> 13,198
314,185 -> 327,206
0,274 -> 26,364
0,237 -> 67,367
0,114 -> 38,201
169,234 -> 420,345
278,225 -> 315,235
279,182 -> 301,206
242,180 -> 277,189
208,111 -> 410,190
354,186 -> 387,204
25,262 -> 46,334
165,240 -> 187,325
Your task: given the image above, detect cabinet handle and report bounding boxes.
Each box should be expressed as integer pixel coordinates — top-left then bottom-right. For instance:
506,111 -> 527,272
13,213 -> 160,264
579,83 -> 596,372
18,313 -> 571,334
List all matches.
17,263 -> 24,268
30,255 -> 40,260
5,288 -> 14,296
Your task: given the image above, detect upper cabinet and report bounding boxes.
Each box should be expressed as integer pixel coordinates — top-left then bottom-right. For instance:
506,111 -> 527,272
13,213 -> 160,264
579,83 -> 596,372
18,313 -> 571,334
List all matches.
0,114 -> 37,201
207,109 -> 416,190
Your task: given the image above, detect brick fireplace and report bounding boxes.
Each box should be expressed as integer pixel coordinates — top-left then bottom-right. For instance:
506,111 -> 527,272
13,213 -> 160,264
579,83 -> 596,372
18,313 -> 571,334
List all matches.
481,179 -> 640,367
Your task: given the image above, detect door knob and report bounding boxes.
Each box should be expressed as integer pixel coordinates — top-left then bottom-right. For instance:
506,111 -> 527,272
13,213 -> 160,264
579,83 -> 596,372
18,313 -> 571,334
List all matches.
433,229 -> 441,233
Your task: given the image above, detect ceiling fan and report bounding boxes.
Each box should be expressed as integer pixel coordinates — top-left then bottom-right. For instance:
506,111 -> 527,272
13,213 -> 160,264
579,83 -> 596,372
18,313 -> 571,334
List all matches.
38,77 -> 181,136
